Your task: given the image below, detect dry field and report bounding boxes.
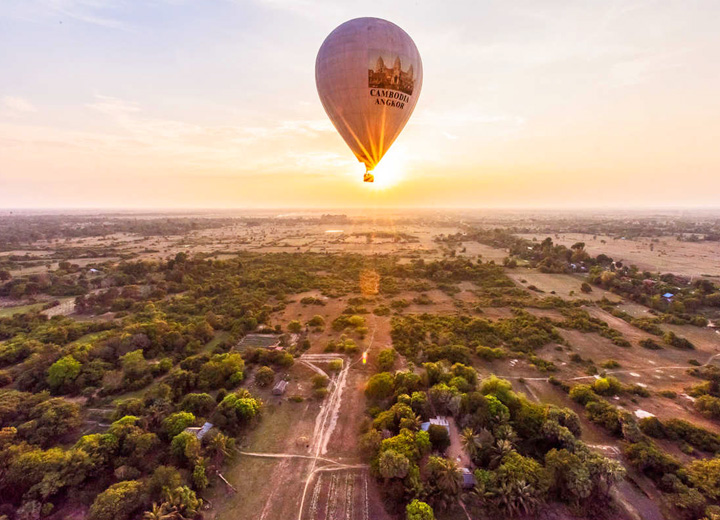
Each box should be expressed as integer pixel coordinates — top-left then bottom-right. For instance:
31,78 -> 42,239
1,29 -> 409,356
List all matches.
517,233 -> 720,279
506,269 -> 622,302
3,221 -> 462,278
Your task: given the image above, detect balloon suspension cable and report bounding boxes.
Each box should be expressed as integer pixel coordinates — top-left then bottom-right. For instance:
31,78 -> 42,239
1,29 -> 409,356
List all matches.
363,165 -> 374,183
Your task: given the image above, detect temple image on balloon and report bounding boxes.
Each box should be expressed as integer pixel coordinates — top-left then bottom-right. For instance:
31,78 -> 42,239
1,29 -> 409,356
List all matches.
368,51 -> 415,95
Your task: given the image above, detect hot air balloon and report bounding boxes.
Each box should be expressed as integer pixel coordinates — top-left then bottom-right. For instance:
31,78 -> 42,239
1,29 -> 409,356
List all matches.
316,17 -> 423,183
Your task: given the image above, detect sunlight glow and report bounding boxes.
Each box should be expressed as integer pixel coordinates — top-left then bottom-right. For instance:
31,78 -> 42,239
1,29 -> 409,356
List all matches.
362,146 -> 408,190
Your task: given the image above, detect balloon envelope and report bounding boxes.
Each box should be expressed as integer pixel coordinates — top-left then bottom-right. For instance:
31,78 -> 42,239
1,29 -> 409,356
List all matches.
316,17 -> 423,180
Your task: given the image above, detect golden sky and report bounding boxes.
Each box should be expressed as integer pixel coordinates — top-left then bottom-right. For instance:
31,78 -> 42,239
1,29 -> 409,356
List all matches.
1,0 -> 719,208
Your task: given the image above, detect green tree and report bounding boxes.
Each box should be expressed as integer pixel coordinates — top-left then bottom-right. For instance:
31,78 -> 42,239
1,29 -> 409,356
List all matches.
365,372 -> 394,400
406,499 -> 435,520
148,465 -> 182,500
179,393 -> 215,416
89,480 -> 144,520
378,449 -> 410,480
21,398 -> 82,446
74,433 -> 119,475
198,353 -> 245,390
192,458 -> 209,491
428,424 -> 450,453
120,349 -> 148,381
47,355 -> 81,393
255,366 -> 275,387
378,349 -> 397,372
212,391 -> 262,433
163,412 -> 196,439
171,432 -> 201,466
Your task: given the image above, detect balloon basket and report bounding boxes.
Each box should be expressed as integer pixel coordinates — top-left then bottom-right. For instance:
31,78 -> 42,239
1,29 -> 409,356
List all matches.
363,172 -> 374,183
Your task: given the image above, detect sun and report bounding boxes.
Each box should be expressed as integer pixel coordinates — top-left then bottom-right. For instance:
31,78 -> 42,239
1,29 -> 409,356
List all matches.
362,146 -> 408,190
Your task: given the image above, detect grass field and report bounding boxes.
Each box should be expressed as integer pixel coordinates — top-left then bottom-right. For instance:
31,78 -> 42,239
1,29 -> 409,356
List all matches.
0,303 -> 44,317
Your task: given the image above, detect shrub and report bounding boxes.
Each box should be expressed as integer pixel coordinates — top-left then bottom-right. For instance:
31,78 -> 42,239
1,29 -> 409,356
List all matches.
695,395 -> 720,419
624,441 -> 680,481
569,384 -> 597,406
287,320 -> 303,333
308,315 -> 325,327
312,374 -> 329,389
593,377 -> 622,396
373,306 -> 391,316
638,416 -> 666,438
328,359 -> 343,372
639,338 -> 662,350
585,400 -> 623,435
664,331 -> 695,350
664,419 -> 720,452
476,346 -> 505,360
626,384 -> 650,398
686,458 -> 720,500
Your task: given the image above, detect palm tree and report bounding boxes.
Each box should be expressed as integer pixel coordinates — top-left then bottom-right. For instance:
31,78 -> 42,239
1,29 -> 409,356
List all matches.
142,503 -> 174,520
469,479 -> 493,508
206,431 -> 235,467
163,486 -> 202,520
432,457 -> 462,497
495,480 -> 540,517
378,449 -> 410,481
489,439 -> 515,469
400,413 -> 422,431
460,428 -> 481,461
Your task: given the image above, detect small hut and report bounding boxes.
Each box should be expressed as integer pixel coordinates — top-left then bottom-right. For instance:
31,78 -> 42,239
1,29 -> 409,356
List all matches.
272,380 -> 288,395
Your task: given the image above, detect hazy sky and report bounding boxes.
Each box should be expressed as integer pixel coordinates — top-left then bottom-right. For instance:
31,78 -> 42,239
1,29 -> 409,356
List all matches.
1,0 -> 719,209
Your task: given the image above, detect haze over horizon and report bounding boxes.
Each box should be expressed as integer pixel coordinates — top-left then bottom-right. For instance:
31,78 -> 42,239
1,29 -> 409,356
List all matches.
2,0 -> 719,209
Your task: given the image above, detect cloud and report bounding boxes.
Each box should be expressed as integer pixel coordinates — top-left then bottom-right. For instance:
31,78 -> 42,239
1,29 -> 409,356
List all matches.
0,94 -> 349,177
2,96 -> 38,114
412,108 -> 526,135
607,50 -> 686,87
